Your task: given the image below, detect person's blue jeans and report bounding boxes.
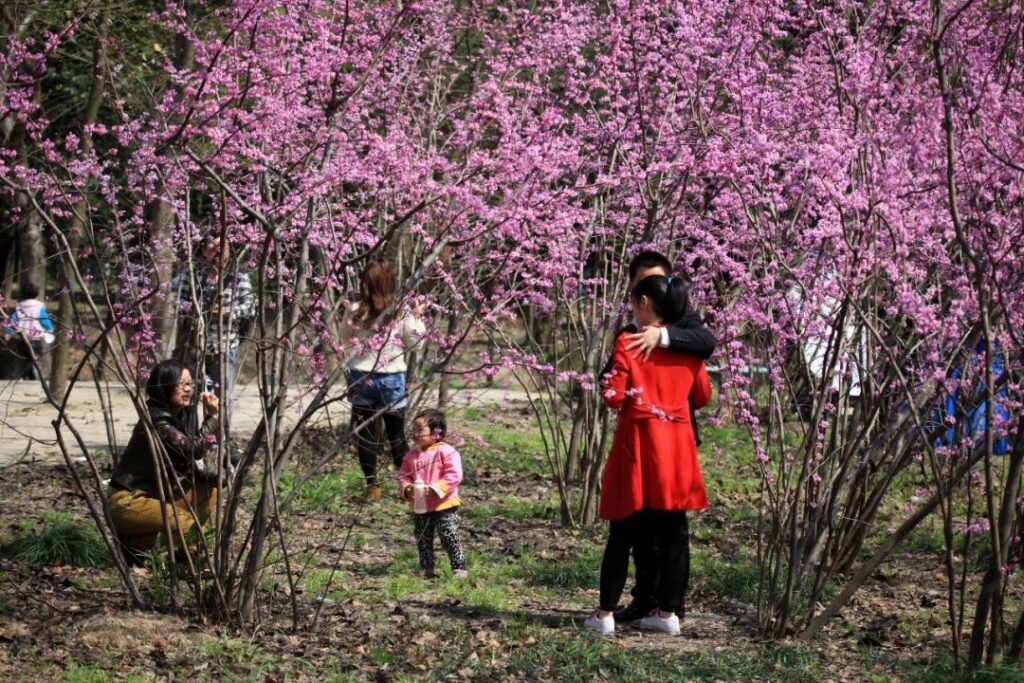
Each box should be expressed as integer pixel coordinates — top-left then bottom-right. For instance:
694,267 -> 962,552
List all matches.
205,346 -> 238,427
347,370 -> 409,485
347,369 -> 407,410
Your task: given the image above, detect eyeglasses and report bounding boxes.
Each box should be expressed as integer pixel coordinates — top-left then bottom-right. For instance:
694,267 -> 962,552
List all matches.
176,380 -> 197,390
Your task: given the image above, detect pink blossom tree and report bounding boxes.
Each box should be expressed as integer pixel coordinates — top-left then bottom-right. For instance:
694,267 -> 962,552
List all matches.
3,1 -> 1023,666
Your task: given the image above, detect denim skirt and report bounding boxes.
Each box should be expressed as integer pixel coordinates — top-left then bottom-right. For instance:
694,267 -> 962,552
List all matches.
346,369 -> 408,410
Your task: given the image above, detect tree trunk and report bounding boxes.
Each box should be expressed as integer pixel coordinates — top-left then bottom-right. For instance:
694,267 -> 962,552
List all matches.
149,6 -> 196,357
50,15 -> 106,400
437,312 -> 458,406
13,78 -> 46,294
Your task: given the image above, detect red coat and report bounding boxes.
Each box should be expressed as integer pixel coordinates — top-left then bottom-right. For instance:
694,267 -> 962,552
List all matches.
599,331 -> 713,521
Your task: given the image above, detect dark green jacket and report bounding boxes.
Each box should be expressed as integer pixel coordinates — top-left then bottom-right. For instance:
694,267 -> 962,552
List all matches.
110,403 -> 218,497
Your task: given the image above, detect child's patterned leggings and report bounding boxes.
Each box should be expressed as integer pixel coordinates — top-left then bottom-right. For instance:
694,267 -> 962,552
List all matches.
414,508 -> 466,571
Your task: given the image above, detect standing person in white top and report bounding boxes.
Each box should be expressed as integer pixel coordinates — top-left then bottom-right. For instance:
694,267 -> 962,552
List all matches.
3,283 -> 55,380
340,261 -> 426,501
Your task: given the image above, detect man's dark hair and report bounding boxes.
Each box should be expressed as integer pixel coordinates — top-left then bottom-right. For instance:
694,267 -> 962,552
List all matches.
628,251 -> 672,282
414,409 -> 447,440
18,283 -> 39,300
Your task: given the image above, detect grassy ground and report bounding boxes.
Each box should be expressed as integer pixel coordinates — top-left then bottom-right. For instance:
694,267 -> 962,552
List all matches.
0,409 -> 1020,682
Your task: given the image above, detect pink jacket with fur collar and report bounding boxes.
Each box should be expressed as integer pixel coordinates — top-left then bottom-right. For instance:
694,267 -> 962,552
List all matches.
397,442 -> 463,513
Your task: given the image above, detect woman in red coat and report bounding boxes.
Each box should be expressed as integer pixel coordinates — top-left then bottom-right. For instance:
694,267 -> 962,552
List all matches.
584,275 -> 712,636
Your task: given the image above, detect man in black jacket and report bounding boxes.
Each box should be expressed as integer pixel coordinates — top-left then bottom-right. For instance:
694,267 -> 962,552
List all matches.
607,250 -> 716,623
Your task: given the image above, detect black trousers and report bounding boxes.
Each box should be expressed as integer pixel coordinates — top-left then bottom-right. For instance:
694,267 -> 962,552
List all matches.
350,405 -> 408,486
599,509 -> 690,614
414,508 -> 467,571
630,530 -> 659,609
2,338 -> 46,380
600,515 -> 641,611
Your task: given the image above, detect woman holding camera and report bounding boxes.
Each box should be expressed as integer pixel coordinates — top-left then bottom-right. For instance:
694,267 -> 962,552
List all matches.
107,359 -> 222,560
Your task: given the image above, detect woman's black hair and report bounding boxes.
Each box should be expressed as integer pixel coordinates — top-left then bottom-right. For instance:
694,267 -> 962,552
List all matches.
146,359 -> 187,410
631,275 -> 689,324
414,409 -> 447,440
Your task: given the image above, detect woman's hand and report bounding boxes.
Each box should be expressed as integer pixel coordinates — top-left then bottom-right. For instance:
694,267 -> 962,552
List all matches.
624,325 -> 663,361
200,391 -> 220,417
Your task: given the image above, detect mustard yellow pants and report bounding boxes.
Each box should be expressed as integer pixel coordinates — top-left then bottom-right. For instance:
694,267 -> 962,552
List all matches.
107,484 -> 217,551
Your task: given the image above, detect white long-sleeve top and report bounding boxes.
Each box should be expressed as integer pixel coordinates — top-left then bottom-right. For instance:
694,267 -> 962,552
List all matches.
339,303 -> 426,374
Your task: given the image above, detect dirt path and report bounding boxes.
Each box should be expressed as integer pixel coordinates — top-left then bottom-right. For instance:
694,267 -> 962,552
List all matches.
0,379 -> 531,466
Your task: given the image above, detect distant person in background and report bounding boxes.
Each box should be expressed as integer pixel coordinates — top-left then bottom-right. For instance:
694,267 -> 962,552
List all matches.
340,260 -> 425,500
107,359 -> 222,563
175,237 -> 255,426
2,283 -> 55,379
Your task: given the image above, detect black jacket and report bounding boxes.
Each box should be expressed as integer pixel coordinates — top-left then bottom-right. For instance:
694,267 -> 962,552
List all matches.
600,310 -> 717,444
110,402 -> 219,497
661,310 -> 716,359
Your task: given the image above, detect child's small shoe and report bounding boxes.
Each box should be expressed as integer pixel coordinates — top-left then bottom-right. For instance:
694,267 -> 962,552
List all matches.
452,569 -> 468,579
411,567 -> 436,578
637,609 -> 680,635
583,609 -> 615,636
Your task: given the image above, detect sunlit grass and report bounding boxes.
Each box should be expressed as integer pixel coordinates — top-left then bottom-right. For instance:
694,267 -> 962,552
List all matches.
1,512 -> 110,568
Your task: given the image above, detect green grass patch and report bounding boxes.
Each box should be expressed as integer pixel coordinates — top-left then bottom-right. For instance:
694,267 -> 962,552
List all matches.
691,549 -> 761,606
466,422 -> 549,475
279,469 -> 363,514
60,665 -> 151,683
468,494 -> 559,522
61,665 -> 112,683
507,625 -> 824,682
701,423 -> 763,499
902,519 -> 977,558
908,660 -> 1024,682
460,406 -> 485,421
200,637 -> 263,665
69,570 -> 122,591
367,548 -> 529,611
196,635 -> 310,680
299,566 -> 354,601
682,642 -> 824,682
1,512 -> 110,568
523,547 -> 601,590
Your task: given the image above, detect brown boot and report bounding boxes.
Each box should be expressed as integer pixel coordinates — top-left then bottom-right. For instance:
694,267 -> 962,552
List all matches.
365,485 -> 382,501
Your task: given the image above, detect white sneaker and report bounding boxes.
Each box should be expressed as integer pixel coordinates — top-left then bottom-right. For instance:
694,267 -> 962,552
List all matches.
638,609 -> 680,635
583,610 -> 615,635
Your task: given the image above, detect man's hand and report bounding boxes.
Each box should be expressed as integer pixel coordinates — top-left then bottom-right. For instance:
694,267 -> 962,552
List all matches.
624,325 -> 662,361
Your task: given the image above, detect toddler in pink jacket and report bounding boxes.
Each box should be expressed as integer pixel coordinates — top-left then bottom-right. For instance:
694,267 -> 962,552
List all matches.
398,409 -> 467,578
